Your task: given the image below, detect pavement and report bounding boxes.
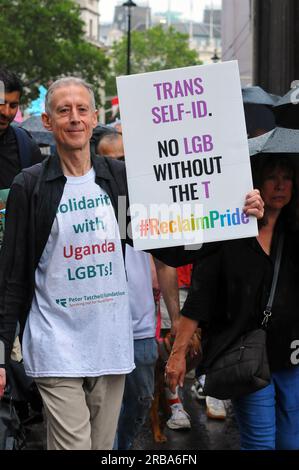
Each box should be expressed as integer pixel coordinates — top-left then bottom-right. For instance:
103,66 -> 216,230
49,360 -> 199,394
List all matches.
132,378 -> 239,451
23,378 -> 240,451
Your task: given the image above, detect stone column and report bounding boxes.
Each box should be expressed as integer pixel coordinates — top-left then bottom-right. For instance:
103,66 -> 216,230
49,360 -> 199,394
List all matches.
253,0 -> 299,95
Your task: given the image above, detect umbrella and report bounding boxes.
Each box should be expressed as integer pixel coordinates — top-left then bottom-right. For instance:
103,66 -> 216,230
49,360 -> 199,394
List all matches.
20,116 -> 55,146
248,127 -> 299,156
244,104 -> 276,138
268,93 -> 281,105
273,86 -> 299,129
275,86 -> 299,107
242,86 -> 277,106
242,86 -> 277,138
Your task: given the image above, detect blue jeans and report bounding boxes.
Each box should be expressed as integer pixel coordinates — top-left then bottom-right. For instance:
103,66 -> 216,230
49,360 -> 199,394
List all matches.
117,337 -> 158,450
233,366 -> 299,450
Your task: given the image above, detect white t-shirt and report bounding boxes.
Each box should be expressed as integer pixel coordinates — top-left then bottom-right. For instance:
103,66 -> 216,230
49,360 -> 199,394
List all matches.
125,245 -> 156,340
22,168 -> 134,377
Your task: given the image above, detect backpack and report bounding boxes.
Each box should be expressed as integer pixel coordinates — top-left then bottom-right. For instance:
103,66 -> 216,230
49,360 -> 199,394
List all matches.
12,126 -> 34,169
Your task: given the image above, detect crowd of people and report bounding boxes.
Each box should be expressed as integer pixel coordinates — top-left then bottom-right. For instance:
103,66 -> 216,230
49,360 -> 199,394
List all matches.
0,65 -> 298,451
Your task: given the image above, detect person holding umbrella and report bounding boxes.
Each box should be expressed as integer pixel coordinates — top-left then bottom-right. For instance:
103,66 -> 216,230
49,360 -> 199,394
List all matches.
165,151 -> 299,450
242,85 -> 277,138
274,81 -> 299,129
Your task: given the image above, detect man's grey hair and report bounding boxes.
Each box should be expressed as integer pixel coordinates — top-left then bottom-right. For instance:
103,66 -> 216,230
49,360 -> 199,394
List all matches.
45,77 -> 96,114
97,132 -> 122,152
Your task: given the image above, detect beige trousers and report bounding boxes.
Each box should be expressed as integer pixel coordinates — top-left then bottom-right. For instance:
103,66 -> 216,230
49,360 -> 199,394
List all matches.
35,375 -> 125,450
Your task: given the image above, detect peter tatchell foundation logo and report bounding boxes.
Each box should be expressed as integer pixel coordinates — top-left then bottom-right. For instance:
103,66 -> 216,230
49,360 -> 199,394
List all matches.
56,298 -> 68,308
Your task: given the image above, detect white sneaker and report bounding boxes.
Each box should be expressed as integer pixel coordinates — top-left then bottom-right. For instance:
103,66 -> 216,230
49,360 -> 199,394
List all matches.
166,407 -> 191,430
206,396 -> 226,420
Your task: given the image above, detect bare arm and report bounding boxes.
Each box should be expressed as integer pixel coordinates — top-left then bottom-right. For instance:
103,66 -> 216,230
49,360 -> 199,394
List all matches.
153,259 -> 180,336
149,255 -> 159,291
165,316 -> 199,393
0,368 -> 6,398
163,191 -> 264,394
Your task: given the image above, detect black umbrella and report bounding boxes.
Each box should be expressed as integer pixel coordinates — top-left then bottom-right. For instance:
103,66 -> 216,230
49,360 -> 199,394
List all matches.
242,86 -> 277,106
273,85 -> 299,129
242,86 -> 277,138
248,127 -> 299,156
268,93 -> 282,105
20,116 -> 55,146
248,128 -> 299,192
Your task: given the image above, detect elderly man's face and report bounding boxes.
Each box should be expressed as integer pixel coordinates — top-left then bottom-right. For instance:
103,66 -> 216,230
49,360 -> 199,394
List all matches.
42,84 -> 97,152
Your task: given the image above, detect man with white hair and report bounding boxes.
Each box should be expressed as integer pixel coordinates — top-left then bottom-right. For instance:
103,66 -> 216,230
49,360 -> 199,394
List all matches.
0,77 -> 135,450
0,77 -> 265,450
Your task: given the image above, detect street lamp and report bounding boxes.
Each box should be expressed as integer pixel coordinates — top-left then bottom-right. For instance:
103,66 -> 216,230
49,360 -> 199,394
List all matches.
122,0 -> 137,75
211,49 -> 220,63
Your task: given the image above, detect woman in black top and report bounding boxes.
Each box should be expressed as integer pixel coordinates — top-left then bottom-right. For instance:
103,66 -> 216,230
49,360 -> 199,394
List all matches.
166,155 -> 299,450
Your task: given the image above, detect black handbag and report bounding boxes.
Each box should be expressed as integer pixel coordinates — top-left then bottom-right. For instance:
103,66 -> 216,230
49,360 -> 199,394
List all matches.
0,394 -> 26,450
203,235 -> 284,400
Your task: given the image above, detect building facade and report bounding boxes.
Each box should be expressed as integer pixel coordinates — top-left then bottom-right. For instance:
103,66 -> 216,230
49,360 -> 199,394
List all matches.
75,0 -> 101,46
221,0 -> 253,86
99,3 -> 222,65
253,0 -> 299,95
113,5 -> 151,32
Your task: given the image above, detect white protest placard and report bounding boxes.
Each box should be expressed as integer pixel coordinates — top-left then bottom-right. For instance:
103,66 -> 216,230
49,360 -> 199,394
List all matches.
117,61 -> 257,250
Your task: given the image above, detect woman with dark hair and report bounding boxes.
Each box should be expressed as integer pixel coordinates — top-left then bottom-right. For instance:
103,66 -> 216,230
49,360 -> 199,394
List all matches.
251,155 -> 299,231
165,155 -> 299,450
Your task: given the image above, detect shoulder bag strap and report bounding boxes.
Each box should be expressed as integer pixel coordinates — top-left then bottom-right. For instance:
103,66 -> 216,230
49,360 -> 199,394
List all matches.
12,126 -> 32,169
261,233 -> 284,328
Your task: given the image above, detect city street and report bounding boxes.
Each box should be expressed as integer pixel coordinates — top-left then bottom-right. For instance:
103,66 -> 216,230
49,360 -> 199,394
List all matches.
24,378 -> 239,451
132,378 -> 239,451
2,0 -> 299,456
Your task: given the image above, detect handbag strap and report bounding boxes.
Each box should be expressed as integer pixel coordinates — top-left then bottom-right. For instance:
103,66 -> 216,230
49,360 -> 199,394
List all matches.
261,233 -> 284,329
